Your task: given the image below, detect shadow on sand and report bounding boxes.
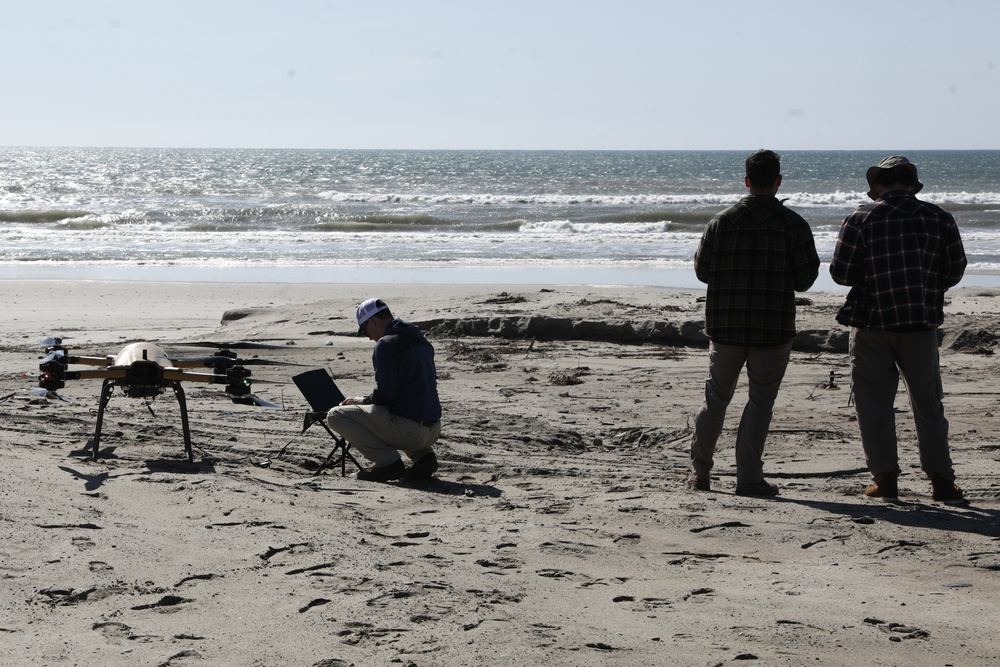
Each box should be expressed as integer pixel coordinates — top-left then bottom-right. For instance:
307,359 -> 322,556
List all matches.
780,495 -> 1000,540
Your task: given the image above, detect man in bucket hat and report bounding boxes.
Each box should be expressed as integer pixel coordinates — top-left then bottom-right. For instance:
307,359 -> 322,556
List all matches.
830,156 -> 968,504
326,298 -> 442,482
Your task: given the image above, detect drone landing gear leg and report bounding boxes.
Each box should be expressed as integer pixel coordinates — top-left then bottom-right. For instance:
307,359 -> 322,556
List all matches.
170,382 -> 194,463
91,379 -> 115,461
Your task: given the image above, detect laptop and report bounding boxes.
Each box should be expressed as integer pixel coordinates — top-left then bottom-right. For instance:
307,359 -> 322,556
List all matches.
292,368 -> 347,413
289,370 -> 363,473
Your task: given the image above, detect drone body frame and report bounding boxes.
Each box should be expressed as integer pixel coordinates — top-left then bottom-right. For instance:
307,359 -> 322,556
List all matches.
37,339 -> 281,462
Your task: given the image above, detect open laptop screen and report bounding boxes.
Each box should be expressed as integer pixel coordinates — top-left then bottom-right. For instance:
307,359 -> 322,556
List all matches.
292,369 -> 347,412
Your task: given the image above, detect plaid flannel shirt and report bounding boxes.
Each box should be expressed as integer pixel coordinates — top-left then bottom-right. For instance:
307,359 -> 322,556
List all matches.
694,195 -> 820,346
829,192 -> 966,330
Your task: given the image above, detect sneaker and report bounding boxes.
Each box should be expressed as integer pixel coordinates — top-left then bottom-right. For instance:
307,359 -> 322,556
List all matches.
357,459 -> 405,483
405,452 -> 439,481
864,475 -> 898,499
931,475 -> 967,505
735,480 -> 779,497
688,473 -> 711,492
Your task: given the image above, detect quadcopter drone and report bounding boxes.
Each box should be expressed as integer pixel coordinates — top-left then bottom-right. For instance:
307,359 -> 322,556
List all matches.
35,337 -> 288,462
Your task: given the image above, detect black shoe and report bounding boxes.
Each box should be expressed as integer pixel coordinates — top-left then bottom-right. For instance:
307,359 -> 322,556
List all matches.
405,452 -> 439,481
357,459 -> 405,483
735,480 -> 779,497
688,473 -> 711,492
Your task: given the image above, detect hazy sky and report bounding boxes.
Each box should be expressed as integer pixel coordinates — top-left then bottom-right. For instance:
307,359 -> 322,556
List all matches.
3,1 -> 997,150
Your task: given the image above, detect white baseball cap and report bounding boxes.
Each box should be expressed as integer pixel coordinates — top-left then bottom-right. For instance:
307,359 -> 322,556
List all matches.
356,298 -> 389,335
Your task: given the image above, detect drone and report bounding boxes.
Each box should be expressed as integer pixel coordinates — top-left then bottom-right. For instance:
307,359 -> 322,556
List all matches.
34,337 -> 289,462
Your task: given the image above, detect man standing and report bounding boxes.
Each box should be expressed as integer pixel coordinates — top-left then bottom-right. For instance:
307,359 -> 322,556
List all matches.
327,298 -> 442,482
690,150 -> 820,496
830,156 -> 967,503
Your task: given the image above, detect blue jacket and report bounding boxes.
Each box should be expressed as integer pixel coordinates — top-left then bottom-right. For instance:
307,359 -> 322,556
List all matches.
367,319 -> 441,422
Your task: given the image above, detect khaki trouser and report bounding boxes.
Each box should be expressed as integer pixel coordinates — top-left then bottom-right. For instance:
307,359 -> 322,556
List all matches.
326,404 -> 440,467
850,328 -> 955,483
690,340 -> 792,486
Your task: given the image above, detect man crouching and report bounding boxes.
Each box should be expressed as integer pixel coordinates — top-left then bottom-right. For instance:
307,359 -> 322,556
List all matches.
327,298 -> 441,482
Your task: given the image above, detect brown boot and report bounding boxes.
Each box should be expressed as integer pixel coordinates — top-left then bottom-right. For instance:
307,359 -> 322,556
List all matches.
863,474 -> 898,499
931,475 -> 967,505
735,480 -> 779,497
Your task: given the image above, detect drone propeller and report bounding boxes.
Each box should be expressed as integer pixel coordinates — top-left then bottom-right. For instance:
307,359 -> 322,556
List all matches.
228,393 -> 282,408
175,355 -> 299,367
231,358 -> 300,366
39,336 -> 71,347
180,340 -> 291,351
40,349 -> 67,364
31,387 -> 69,402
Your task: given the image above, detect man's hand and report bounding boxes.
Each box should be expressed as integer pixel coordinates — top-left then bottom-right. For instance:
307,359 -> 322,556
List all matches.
340,396 -> 367,405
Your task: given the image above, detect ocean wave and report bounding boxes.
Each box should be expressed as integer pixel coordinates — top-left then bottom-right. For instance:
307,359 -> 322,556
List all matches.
930,192 -> 1000,206
0,210 -> 92,223
317,190 -> 744,208
306,213 -> 450,227
782,191 -> 866,207
312,189 -> 927,209
183,223 -> 253,232
59,219 -> 110,230
784,191 -> 1000,208
301,218 -> 521,233
69,210 -> 154,228
319,189 -> 1000,210
521,220 -> 675,234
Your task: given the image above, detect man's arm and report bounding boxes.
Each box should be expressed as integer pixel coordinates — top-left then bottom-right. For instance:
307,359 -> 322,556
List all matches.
829,216 -> 865,287
940,211 -> 968,289
694,219 -> 716,284
368,339 -> 399,405
792,219 -> 821,292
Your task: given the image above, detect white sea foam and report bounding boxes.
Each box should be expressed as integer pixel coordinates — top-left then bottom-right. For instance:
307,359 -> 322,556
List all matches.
316,190 -> 744,207
318,188 -> 1000,210
520,220 -> 674,234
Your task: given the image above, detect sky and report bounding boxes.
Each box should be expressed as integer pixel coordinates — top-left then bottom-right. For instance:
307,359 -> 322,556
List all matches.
2,0 -> 997,151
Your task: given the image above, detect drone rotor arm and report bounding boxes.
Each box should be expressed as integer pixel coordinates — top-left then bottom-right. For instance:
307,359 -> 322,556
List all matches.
70,355 -> 118,367
162,369 -> 226,384
167,356 -> 238,369
73,369 -> 129,380
161,368 -> 285,385
39,354 -> 113,369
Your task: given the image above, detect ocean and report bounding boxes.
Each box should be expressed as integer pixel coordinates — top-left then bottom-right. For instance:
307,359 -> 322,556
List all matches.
2,148 -> 999,289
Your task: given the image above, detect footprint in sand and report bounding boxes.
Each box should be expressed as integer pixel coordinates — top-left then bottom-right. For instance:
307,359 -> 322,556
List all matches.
72,535 -> 95,550
93,621 -> 132,642
88,561 -> 114,572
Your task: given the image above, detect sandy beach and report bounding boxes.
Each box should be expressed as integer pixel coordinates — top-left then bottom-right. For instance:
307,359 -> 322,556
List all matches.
2,279 -> 999,666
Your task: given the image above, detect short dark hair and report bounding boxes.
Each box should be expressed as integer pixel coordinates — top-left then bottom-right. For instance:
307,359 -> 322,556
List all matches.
745,150 -> 781,190
874,165 -> 917,189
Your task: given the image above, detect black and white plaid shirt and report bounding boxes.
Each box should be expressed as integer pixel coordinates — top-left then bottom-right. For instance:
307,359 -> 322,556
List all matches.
695,195 -> 820,346
830,191 -> 967,330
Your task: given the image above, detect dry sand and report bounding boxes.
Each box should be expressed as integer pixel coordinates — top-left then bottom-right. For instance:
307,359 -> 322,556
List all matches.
2,279 -> 1000,666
